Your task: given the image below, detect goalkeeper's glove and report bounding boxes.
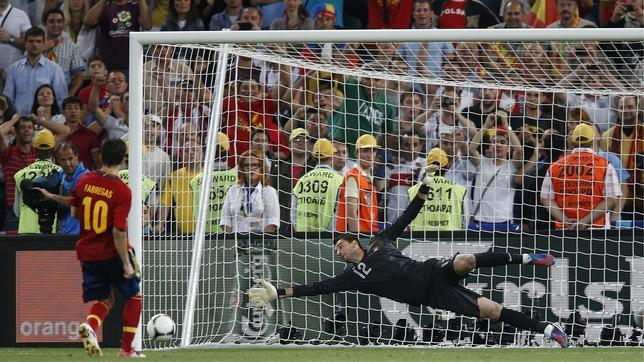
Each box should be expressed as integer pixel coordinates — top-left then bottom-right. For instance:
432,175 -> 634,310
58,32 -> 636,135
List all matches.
249,279 -> 277,308
421,164 -> 440,186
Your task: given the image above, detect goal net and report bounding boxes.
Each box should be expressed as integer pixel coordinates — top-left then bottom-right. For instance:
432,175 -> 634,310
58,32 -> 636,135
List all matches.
129,29 -> 644,349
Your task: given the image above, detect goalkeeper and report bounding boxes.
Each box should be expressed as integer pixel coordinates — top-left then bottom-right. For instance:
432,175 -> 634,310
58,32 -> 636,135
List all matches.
250,164 -> 569,347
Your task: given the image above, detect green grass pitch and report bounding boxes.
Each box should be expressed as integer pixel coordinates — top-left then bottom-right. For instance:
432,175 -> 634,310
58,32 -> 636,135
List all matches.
0,347 -> 642,362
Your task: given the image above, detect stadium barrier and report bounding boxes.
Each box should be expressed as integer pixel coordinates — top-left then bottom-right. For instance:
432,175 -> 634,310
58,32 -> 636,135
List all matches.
0,236 -> 125,347
2,230 -> 642,347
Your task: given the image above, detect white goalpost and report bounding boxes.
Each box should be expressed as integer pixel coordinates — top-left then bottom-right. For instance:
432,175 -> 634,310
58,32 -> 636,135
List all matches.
128,28 -> 644,350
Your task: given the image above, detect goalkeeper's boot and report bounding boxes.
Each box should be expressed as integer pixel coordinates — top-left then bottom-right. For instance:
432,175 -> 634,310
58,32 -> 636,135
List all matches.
118,349 -> 146,358
545,323 -> 569,348
79,322 -> 103,357
527,253 -> 556,267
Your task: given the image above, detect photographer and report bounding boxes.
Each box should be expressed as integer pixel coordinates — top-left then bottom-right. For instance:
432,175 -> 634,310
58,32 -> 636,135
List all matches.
14,129 -> 62,234
420,87 -> 477,150
35,143 -> 89,234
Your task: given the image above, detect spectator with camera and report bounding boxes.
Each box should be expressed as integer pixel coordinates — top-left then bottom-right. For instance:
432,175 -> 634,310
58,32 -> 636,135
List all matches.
35,142 -> 89,234
209,0 -> 243,30
229,6 -> 263,31
601,0 -> 643,27
467,112 -> 524,232
463,87 -> 513,129
0,114 -> 36,231
14,128 -> 62,234
422,87 -> 477,149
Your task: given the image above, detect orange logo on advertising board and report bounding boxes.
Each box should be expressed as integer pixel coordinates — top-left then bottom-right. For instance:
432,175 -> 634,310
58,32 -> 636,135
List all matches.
16,250 -> 103,343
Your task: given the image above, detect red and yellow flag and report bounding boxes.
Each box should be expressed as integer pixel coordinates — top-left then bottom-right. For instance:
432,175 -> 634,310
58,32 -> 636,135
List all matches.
524,0 -> 560,27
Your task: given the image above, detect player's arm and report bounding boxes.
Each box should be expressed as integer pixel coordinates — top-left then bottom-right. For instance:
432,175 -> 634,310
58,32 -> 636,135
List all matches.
249,272 -> 354,308
35,187 -> 71,206
114,187 -> 135,278
113,227 -> 134,278
381,164 -> 438,240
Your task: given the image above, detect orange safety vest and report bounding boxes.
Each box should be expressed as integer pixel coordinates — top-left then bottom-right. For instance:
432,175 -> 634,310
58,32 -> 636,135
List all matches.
336,167 -> 379,233
548,151 -> 608,228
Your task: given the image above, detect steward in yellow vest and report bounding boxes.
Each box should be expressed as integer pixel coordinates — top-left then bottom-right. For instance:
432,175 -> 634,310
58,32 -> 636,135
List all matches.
292,138 -> 344,232
409,147 -> 467,231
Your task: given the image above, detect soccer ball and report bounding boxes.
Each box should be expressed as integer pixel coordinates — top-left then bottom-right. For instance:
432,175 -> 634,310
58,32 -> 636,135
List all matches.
634,308 -> 644,329
146,313 -> 176,342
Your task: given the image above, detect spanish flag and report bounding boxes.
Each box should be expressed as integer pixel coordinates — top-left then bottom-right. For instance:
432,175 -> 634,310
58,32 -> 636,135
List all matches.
524,0 -> 560,27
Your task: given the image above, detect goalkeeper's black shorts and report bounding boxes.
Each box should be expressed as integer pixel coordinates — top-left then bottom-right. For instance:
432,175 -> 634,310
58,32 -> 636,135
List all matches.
424,254 -> 481,318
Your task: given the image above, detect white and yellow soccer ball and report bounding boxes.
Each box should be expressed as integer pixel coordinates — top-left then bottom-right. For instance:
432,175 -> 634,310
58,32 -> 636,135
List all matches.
146,313 -> 176,342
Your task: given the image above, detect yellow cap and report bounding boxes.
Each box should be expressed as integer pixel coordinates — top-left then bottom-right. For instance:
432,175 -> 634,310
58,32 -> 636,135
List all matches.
312,138 -> 336,159
33,129 -> 55,150
571,123 -> 595,144
216,132 -> 230,151
355,134 -> 381,149
289,128 -> 309,142
426,147 -> 449,167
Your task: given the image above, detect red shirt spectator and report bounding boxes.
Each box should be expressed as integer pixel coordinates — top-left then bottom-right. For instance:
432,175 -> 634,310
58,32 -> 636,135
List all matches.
79,84 -> 108,109
438,0 -> 468,28
221,79 -> 289,167
367,0 -> 414,28
0,116 -> 37,209
67,126 -> 100,169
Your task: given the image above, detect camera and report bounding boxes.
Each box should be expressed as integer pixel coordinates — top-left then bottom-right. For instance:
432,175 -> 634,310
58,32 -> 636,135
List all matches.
237,22 -> 253,31
21,172 -> 62,234
625,4 -> 635,12
441,97 -> 454,109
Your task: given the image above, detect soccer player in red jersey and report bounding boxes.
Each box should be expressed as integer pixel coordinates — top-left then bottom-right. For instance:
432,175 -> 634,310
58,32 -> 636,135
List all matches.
70,139 -> 144,358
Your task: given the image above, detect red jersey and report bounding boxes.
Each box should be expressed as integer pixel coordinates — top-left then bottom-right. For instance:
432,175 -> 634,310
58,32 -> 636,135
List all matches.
0,145 -> 37,207
221,96 -> 289,167
438,0 -> 467,29
67,126 -> 100,169
70,170 -> 132,261
78,83 -> 109,108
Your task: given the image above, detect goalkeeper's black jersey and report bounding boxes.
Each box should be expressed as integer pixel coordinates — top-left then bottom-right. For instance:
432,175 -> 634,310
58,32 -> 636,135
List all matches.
292,194 -> 433,307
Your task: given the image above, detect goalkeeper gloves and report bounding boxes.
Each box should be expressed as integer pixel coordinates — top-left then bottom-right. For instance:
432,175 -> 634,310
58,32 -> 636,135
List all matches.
422,164 -> 440,186
249,279 -> 277,308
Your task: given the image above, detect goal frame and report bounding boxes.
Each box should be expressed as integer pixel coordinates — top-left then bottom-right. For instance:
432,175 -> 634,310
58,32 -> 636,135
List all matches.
128,28 -> 644,349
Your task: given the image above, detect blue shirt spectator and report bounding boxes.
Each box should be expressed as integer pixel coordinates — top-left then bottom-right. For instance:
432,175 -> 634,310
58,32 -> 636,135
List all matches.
598,150 -> 630,183
4,27 -> 67,116
398,0 -> 453,78
58,160 -> 88,234
209,1 -> 243,30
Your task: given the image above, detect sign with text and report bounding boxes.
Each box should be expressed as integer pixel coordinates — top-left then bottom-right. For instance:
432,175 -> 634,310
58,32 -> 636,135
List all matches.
16,250 -> 103,343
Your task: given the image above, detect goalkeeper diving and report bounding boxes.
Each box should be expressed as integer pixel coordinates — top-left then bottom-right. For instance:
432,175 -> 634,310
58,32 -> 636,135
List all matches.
250,164 -> 569,347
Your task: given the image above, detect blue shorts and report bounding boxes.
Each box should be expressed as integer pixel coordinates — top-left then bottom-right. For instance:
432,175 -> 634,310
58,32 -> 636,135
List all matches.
81,249 -> 141,303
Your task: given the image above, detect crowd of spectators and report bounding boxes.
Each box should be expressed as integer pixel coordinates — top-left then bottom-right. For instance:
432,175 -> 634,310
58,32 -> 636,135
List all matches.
0,0 -> 642,236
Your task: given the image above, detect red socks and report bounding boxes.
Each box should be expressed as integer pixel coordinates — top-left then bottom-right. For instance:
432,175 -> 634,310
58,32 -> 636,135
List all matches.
121,295 -> 143,352
86,301 -> 110,331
